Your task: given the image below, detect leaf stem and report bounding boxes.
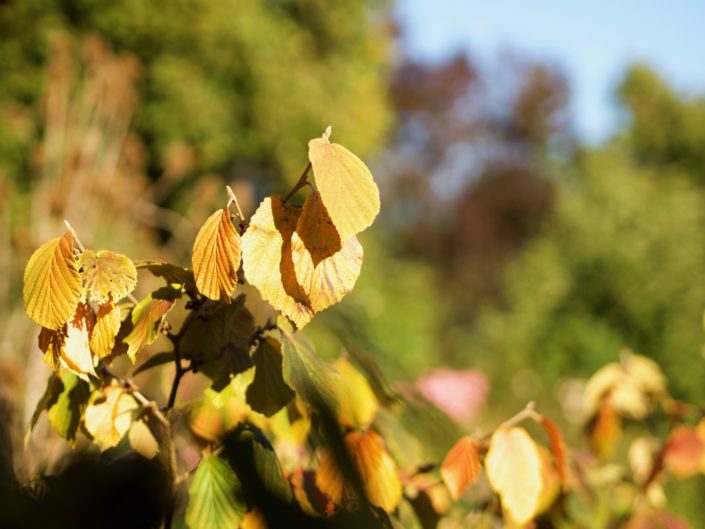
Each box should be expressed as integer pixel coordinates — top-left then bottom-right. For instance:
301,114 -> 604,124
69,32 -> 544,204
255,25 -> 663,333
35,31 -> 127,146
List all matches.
64,220 -> 86,252
226,185 -> 245,221
283,161 -> 312,202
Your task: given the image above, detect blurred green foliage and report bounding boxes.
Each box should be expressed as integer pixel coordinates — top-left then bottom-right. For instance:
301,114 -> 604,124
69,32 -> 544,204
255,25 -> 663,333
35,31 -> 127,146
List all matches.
0,0 -> 393,186
466,66 -> 705,403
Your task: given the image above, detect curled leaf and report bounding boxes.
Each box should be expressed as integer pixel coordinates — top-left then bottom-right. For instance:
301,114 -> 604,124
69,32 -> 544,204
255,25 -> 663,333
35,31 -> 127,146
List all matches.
192,208 -> 241,301
485,426 -> 544,525
23,231 -> 81,330
308,134 -> 380,241
440,436 -> 482,500
124,292 -> 175,363
80,249 -> 137,304
242,196 -> 314,328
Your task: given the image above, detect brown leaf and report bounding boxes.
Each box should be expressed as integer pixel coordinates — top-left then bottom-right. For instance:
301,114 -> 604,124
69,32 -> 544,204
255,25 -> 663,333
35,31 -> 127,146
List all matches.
192,208 -> 241,301
440,436 -> 482,500
23,230 -> 81,330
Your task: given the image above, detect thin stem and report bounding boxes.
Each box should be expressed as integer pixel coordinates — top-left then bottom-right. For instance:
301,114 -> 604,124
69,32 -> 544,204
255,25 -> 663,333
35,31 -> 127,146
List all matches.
64,220 -> 86,252
283,162 -> 312,202
100,365 -> 169,426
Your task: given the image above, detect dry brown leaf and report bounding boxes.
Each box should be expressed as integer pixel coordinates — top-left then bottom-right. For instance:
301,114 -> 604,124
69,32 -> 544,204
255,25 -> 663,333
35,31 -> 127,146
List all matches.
440,436 -> 482,500
308,134 -> 379,242
80,249 -> 137,304
192,208 -> 241,301
23,230 -> 82,330
485,426 -> 544,525
242,196 -> 313,328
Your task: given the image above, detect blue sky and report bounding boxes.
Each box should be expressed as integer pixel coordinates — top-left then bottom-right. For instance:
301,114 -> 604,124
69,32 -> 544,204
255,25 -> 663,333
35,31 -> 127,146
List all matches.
396,0 -> 705,143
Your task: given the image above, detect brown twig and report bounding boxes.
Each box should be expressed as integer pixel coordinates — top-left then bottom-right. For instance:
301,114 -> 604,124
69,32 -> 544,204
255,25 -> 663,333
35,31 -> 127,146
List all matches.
283,162 -> 312,202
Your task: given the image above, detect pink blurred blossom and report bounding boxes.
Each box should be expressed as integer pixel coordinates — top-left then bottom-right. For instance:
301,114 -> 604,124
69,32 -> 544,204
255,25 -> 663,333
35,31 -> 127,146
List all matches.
416,368 -> 489,423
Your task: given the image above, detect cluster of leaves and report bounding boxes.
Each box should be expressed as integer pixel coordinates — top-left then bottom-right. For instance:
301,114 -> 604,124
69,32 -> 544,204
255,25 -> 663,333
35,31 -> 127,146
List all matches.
21,131 -> 705,528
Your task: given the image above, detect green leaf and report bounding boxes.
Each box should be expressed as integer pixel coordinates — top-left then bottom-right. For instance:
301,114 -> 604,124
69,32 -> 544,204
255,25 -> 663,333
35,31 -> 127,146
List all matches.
124,288 -> 178,362
25,373 -> 63,445
234,428 -> 293,503
186,454 -> 246,529
246,338 -> 295,417
278,320 -> 338,411
46,371 -> 90,443
181,295 -> 255,390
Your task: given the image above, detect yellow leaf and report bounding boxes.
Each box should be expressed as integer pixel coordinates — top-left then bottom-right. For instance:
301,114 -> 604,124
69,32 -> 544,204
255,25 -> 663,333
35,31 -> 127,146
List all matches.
23,231 -> 81,330
39,304 -> 97,381
347,429 -> 402,512
440,436 -> 482,500
485,426 -> 544,525
334,357 -> 378,429
124,294 -> 174,362
128,419 -> 159,459
84,385 -> 138,450
291,192 -> 363,314
79,249 -> 137,305
308,134 -> 380,242
90,303 -> 122,358
192,208 -> 241,301
242,196 -> 313,328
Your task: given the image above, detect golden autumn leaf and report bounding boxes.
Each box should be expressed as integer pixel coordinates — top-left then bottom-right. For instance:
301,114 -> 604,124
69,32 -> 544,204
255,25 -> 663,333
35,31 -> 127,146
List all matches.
79,249 -> 137,305
589,400 -> 622,457
192,208 -> 241,301
308,132 -> 380,242
124,293 -> 175,362
485,426 -> 544,525
23,230 -> 82,330
242,196 -> 313,328
90,303 -> 122,358
39,303 -> 97,380
440,436 -> 482,500
128,419 -> 159,459
291,192 -> 363,314
334,357 -> 378,429
317,429 -> 402,512
84,385 -> 138,450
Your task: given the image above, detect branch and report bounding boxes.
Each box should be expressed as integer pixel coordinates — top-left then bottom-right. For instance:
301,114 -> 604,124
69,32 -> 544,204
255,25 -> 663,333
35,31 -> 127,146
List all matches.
283,162 -> 312,202
100,364 -> 169,426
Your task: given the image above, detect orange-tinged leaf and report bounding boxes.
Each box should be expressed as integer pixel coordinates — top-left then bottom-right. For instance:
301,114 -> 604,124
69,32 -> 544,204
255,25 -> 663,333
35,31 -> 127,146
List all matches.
242,196 -> 313,328
589,400 -> 622,457
664,426 -> 705,477
291,192 -> 363,315
348,429 -> 402,512
84,385 -> 138,450
485,426 -> 544,525
192,208 -> 241,301
23,231 -> 81,330
316,449 -> 345,505
79,249 -> 137,304
39,304 -> 97,380
38,326 -> 66,371
128,419 -> 159,459
440,436 -> 482,500
240,509 -> 268,529
540,415 -> 567,487
124,293 -> 174,362
308,134 -> 380,242
90,303 -> 122,358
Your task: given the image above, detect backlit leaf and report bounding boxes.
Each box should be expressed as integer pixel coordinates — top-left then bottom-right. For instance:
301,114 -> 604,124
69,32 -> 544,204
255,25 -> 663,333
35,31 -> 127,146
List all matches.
308,133 -> 380,242
124,290 -> 176,363
192,208 -> 241,301
540,415 -> 567,487
84,385 -> 139,450
129,418 -> 159,459
279,321 -> 338,411
46,371 -> 90,443
485,426 -> 544,524
291,191 -> 363,314
23,231 -> 81,330
90,303 -> 122,358
186,454 -> 246,529
440,436 -> 481,500
79,249 -> 137,305
347,429 -> 402,512
40,303 -> 97,381
242,196 -> 313,328
246,338 -> 295,417
334,357 -> 378,429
